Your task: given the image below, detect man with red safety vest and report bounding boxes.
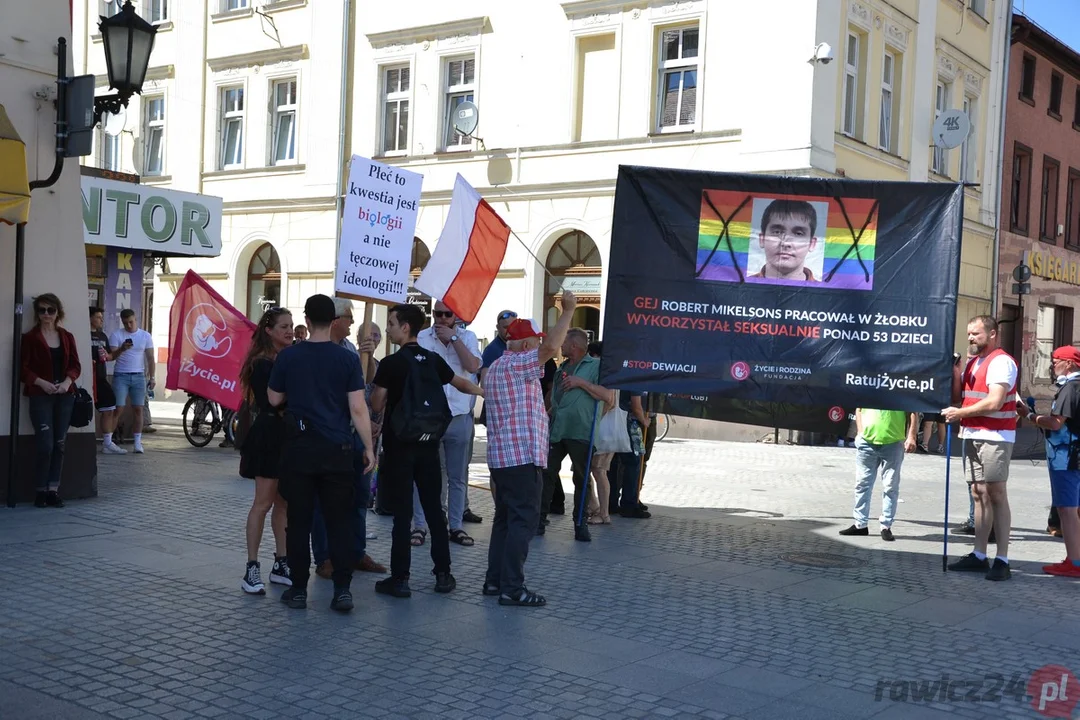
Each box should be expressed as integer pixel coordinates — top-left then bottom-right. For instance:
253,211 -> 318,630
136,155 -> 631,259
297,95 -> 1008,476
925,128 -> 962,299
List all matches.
941,315 -> 1018,581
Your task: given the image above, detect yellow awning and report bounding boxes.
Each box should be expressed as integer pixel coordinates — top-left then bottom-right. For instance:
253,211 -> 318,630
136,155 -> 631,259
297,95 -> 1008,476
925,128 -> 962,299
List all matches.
0,103 -> 31,225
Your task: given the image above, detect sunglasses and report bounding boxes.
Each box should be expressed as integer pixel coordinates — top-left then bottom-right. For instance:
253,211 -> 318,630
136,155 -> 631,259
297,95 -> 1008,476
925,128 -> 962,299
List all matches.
36,306 -> 57,316
433,311 -> 455,318
497,311 -> 518,321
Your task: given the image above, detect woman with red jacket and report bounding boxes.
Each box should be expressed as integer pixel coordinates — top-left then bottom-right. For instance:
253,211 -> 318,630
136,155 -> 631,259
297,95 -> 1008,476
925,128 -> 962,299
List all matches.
21,293 -> 82,508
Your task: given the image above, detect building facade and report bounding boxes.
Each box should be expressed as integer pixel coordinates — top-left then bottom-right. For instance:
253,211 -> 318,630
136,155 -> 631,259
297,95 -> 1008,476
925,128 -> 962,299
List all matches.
997,13 -> 1080,405
1,5 -> 98,502
357,0 -> 1008,352
72,0 -> 351,374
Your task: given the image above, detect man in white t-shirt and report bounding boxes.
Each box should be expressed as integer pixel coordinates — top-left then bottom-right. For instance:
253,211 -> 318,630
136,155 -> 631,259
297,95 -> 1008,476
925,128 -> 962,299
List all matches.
941,315 -> 1018,581
108,309 -> 156,454
416,300 -> 483,546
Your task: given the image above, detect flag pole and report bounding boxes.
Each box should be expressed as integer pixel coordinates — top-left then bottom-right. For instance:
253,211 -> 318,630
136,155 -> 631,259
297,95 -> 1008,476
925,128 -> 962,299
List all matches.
359,303 -> 375,383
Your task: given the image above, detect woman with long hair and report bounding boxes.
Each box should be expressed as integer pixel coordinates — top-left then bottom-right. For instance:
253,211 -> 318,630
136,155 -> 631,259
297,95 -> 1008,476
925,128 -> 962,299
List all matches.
238,307 -> 294,594
21,293 -> 81,508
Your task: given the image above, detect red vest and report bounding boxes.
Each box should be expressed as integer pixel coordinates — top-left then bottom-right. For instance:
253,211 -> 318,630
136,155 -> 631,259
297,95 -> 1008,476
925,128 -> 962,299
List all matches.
960,348 -> 1017,432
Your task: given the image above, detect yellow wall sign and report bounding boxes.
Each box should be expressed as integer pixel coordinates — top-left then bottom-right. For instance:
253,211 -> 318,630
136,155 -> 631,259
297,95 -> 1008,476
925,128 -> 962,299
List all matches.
1026,250 -> 1080,285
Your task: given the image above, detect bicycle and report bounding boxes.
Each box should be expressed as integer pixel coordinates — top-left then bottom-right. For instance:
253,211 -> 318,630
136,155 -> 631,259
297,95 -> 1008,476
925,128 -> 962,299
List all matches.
182,393 -> 236,448
653,413 -> 672,442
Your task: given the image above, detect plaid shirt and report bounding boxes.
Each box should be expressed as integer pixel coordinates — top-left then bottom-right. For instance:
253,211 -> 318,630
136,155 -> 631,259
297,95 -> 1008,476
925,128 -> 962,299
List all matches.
486,348 -> 548,469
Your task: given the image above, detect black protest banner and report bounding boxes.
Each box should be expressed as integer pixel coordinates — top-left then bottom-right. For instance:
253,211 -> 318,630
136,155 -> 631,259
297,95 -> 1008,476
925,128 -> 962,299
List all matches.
600,166 -> 963,413
655,394 -> 854,436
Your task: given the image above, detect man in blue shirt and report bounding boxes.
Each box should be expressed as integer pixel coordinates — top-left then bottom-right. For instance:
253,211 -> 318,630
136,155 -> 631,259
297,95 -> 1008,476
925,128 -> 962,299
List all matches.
1017,345 -> 1080,578
268,294 -> 376,613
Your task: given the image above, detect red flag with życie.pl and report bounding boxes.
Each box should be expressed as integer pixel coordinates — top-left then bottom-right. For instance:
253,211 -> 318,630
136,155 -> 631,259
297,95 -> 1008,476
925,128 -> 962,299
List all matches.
165,270 -> 257,411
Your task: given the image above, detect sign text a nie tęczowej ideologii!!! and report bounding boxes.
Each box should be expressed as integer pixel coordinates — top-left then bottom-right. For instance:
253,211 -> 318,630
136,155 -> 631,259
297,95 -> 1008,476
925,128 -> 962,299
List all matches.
335,155 -> 422,304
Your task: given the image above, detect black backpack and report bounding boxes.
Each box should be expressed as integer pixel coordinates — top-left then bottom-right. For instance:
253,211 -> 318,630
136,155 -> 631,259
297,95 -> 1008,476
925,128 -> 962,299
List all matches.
389,347 -> 452,443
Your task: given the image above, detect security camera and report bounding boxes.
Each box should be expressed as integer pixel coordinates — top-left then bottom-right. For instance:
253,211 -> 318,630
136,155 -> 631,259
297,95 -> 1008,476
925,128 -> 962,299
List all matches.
809,42 -> 834,65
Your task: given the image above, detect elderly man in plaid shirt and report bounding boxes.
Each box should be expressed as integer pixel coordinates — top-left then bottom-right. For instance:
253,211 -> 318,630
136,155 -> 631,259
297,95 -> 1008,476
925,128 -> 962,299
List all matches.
482,292 -> 577,607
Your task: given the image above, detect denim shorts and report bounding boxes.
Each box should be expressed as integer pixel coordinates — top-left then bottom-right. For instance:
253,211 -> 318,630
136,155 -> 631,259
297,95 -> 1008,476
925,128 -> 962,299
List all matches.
1049,469 -> 1080,508
113,372 -> 147,407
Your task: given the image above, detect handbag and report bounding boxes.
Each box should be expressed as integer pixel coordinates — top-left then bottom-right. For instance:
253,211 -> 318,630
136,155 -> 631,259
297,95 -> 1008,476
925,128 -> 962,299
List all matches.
233,399 -> 256,451
594,391 -> 631,454
69,387 -> 94,428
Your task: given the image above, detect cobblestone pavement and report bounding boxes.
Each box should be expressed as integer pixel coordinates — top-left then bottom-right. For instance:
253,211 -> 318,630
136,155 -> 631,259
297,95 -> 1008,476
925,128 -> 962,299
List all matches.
2,428 -> 1079,720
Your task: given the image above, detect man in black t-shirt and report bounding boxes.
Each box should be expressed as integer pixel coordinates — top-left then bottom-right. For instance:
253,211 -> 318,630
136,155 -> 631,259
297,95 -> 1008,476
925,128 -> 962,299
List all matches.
267,294 -> 375,613
90,307 -> 125,455
370,303 -> 483,598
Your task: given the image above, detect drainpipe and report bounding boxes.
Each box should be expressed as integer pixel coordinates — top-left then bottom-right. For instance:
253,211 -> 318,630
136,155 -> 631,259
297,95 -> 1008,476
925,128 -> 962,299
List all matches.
8,37 -> 68,508
334,0 -> 351,249
989,9 -> 1014,317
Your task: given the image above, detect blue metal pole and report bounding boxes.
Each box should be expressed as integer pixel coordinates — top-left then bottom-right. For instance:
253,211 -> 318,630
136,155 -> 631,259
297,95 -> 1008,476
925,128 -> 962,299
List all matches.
577,401 -> 600,527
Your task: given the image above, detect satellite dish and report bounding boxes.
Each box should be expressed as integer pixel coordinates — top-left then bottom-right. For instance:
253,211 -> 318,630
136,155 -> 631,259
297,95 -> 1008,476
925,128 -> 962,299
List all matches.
103,107 -> 127,137
452,101 -> 479,138
932,109 -> 970,149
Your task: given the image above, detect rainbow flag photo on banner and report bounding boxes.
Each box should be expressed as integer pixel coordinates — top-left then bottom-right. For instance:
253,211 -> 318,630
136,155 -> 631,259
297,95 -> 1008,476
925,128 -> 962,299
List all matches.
696,189 -> 878,291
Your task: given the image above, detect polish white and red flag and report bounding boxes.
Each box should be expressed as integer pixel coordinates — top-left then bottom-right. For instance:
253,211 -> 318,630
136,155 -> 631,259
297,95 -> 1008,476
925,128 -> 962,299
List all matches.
415,174 -> 510,322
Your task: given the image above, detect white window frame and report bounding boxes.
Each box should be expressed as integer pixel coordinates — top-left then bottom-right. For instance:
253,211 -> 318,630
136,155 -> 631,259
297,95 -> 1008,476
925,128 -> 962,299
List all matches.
142,95 -> 166,176
380,64 -> 411,156
960,96 -> 977,183
97,127 -> 120,171
144,0 -> 167,23
219,85 -> 245,170
655,24 -> 700,134
442,56 -> 476,151
879,51 -> 895,152
970,0 -> 987,17
932,80 -> 949,176
842,31 -> 861,137
270,77 -> 298,165
100,0 -> 123,17
225,0 -> 248,10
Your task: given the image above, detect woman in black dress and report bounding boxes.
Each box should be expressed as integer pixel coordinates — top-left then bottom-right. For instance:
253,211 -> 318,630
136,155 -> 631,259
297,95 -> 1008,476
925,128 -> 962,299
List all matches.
238,308 -> 294,595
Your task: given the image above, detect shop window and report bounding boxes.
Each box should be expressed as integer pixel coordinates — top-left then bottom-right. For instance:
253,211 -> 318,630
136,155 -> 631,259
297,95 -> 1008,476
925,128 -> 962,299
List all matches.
246,243 -> 281,322
544,230 -> 602,341
1037,305 -> 1074,381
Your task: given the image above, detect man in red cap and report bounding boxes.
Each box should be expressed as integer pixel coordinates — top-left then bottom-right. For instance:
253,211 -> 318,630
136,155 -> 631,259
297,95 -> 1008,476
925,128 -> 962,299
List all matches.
481,292 -> 577,607
942,315 -> 1018,581
1017,345 -> 1080,577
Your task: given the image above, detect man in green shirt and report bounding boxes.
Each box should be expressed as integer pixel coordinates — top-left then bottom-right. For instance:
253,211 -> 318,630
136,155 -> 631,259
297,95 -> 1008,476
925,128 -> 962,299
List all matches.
541,328 -> 610,542
839,408 -> 918,541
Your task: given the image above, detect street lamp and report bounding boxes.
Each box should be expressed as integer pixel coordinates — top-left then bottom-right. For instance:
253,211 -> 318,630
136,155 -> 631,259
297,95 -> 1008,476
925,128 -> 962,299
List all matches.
95,0 -> 157,124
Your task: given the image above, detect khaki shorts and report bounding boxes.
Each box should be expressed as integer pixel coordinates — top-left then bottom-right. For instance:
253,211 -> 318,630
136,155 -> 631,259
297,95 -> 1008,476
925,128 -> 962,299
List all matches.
964,439 -> 1013,484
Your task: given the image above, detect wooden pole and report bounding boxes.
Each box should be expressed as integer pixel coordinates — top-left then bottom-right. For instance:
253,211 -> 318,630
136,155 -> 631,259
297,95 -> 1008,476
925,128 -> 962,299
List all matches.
359,302 -> 375,383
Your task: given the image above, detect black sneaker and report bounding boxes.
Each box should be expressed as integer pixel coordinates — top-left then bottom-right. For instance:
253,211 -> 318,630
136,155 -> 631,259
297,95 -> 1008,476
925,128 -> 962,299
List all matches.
462,509 -> 483,524
986,558 -> 1011,581
839,525 -> 869,536
375,576 -> 411,598
880,528 -> 895,542
948,553 -> 990,572
242,562 -> 266,595
549,505 -> 565,516
269,556 -> 292,586
45,491 -> 64,508
280,586 -> 307,609
330,587 -> 354,612
620,507 -> 652,519
574,524 -> 592,542
434,572 -> 456,593
951,521 -> 976,536
535,521 -> 546,536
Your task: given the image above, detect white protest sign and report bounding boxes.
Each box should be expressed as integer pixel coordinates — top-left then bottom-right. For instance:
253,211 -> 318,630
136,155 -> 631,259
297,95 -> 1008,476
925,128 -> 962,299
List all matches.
335,155 -> 422,303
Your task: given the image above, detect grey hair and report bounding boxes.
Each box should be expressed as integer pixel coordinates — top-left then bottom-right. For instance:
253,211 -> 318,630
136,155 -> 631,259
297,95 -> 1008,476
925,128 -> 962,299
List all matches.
566,328 -> 589,349
332,297 -> 353,318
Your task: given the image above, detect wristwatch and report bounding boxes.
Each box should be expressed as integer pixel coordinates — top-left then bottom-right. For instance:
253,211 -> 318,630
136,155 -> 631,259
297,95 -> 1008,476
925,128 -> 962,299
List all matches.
1028,411 -> 1037,422
450,334 -> 459,343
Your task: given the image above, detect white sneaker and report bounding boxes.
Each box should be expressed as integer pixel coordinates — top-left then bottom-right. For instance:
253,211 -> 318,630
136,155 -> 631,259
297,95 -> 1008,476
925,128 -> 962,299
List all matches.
366,531 -> 378,540
133,441 -> 145,454
102,442 -> 127,455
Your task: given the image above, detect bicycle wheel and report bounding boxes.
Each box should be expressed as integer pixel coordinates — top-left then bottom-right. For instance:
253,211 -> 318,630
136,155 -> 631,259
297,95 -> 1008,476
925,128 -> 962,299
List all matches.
182,396 -> 216,447
655,414 -> 671,442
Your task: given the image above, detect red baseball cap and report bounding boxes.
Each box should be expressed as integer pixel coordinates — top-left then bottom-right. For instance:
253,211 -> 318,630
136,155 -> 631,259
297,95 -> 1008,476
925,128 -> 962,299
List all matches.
1051,346 -> 1080,364
506,318 -> 545,341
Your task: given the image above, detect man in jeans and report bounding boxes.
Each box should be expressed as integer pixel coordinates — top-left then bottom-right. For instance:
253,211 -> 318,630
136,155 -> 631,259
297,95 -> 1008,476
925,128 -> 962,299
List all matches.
107,309 -> 154,454
839,408 -> 918,541
268,294 -> 376,612
484,294 -> 576,607
541,328 -> 610,542
416,300 -> 482,546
